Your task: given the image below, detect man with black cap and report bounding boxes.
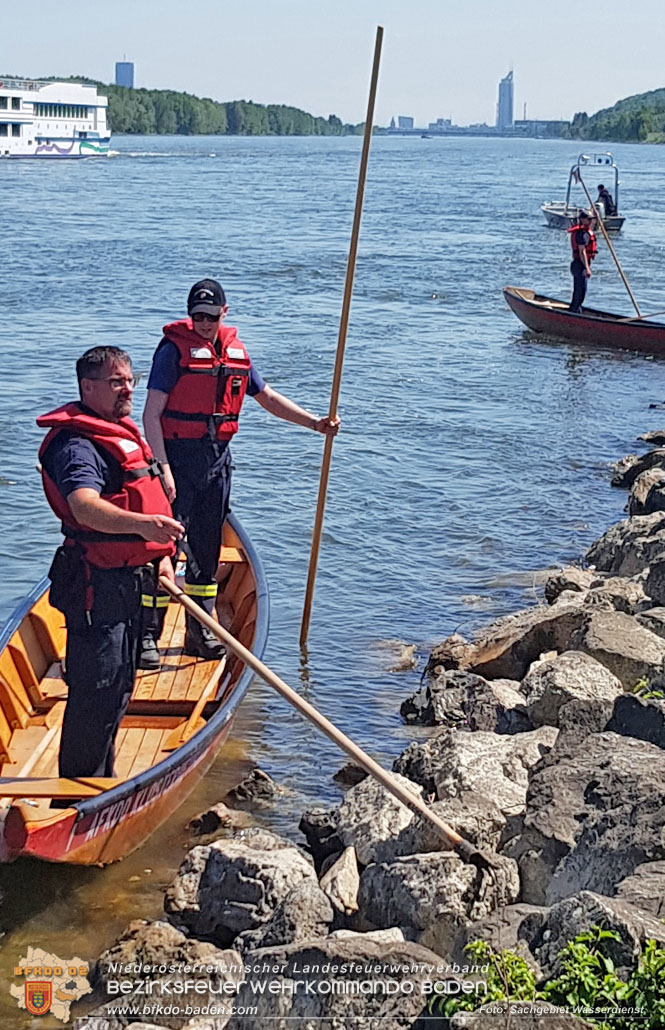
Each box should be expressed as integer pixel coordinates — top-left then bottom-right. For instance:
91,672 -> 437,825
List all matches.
140,279 -> 340,666
568,211 -> 597,313
597,184 -> 616,217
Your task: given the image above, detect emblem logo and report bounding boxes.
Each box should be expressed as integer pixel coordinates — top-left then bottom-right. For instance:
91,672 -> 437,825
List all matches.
25,981 -> 52,1015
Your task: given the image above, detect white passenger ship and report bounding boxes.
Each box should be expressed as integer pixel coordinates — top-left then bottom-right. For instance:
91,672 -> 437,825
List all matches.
0,78 -> 110,157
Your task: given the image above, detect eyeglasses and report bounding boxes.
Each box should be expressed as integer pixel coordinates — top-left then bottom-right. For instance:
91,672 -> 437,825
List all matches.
88,374 -> 141,390
192,312 -> 219,323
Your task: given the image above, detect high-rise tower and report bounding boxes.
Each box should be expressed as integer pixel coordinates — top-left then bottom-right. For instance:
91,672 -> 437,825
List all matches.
115,61 -> 134,88
496,70 -> 514,130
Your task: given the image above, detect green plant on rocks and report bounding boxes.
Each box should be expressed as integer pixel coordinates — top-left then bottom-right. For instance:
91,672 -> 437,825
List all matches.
631,676 -> 664,700
426,939 -> 536,1018
542,928 -> 630,1027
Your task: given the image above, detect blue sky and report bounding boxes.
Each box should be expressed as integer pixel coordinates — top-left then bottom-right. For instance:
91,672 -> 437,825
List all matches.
3,0 -> 664,126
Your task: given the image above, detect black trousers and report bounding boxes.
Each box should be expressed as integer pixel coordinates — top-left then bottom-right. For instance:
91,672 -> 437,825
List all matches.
142,440 -> 232,636
569,260 -> 588,313
56,564 -> 142,778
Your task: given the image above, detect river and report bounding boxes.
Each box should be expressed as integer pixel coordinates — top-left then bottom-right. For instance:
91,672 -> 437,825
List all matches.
1,134 -> 665,1026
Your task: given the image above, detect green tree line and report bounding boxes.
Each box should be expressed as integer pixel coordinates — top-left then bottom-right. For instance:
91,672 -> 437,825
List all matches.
569,87 -> 665,143
14,76 -> 362,136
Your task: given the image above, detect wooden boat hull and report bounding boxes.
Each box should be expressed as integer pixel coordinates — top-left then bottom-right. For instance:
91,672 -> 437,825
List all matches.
503,286 -> 665,355
0,514 -> 269,865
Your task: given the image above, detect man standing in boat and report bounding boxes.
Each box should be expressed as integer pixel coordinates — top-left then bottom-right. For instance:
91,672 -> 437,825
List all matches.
568,211 -> 597,313
37,348 -> 184,780
597,184 -> 617,217
140,279 -> 340,668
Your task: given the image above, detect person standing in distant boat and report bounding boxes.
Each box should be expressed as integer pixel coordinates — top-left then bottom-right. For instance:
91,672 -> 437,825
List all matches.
37,347 -> 184,781
568,211 -> 597,313
139,279 -> 341,669
597,184 -> 616,217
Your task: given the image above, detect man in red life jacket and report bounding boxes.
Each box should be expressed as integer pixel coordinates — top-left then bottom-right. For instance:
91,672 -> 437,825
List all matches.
568,211 -> 597,313
141,279 -> 340,667
38,347 -> 184,780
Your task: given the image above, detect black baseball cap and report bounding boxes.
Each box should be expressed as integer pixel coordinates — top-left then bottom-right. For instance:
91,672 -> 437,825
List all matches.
597,184 -> 605,190
187,279 -> 226,316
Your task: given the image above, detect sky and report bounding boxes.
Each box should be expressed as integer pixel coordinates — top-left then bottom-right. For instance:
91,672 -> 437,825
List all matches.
3,0 -> 665,127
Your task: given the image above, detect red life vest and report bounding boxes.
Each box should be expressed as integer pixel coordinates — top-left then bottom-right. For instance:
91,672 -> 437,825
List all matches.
37,403 -> 176,569
568,224 -> 597,262
159,320 -> 251,441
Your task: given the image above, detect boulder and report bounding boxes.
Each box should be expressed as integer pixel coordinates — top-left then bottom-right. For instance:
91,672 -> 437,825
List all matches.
401,671 -> 529,733
225,936 -> 445,1030
335,772 -> 424,866
636,606 -> 665,639
532,890 -> 665,978
555,695 -> 618,749
450,903 -> 548,975
332,762 -> 367,787
373,793 -> 507,863
586,576 -> 650,614
424,633 -> 476,676
449,1004 -> 590,1028
520,651 -> 622,728
235,881 -> 333,953
569,610 -> 665,688
614,861 -> 665,918
605,693 -> 665,749
394,726 -> 558,818
640,429 -> 665,446
544,567 -> 599,604
357,852 -> 520,957
224,767 -> 283,808
329,927 -> 405,943
187,803 -> 252,836
610,448 -> 665,488
164,829 -> 317,945
298,807 -> 343,871
585,511 -> 665,576
629,466 -> 665,515
319,845 -> 360,915
502,732 -> 665,905
644,555 -> 665,607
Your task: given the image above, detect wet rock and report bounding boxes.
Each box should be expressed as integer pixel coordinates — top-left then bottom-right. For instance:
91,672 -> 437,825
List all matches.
544,566 -> 598,604
332,762 -> 367,787
569,610 -> 665,688
164,830 -> 317,945
335,772 -> 424,866
450,903 -> 548,976
224,767 -> 282,808
319,845 -> 360,915
614,861 -> 665,918
449,1003 -> 590,1028
394,726 -> 557,818
225,936 -> 444,1029
373,792 -> 507,863
424,633 -> 475,675
400,669 -> 479,726
390,642 -> 417,671
502,732 -> 665,905
629,466 -> 665,515
187,803 -> 252,836
235,881 -> 333,953
533,890 -> 665,977
605,693 -> 665,749
611,448 -> 665,488
636,605 -> 665,638
640,429 -> 665,446
586,511 -> 665,576
520,650 -> 622,728
401,670 -> 528,732
357,853 -> 520,957
298,807 -> 343,871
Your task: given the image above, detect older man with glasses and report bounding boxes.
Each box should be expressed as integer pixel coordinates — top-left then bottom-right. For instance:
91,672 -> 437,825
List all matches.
140,278 -> 340,667
37,346 -> 184,780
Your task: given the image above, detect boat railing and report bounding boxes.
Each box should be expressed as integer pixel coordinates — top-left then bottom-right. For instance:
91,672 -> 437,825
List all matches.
0,78 -> 51,91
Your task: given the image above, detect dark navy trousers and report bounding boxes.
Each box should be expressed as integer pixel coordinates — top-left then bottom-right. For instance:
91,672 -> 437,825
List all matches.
569,259 -> 588,313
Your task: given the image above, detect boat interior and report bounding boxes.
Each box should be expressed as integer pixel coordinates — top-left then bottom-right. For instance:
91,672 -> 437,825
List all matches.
0,522 -> 257,822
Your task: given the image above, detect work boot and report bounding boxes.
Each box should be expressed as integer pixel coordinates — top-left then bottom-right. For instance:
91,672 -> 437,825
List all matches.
138,633 -> 161,670
184,619 -> 226,661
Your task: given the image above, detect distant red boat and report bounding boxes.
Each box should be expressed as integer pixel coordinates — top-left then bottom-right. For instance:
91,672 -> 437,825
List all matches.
504,287 -> 665,355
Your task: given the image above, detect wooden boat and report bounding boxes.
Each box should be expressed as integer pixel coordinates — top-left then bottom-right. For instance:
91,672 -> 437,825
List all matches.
504,287 -> 665,355
541,152 -> 625,232
0,514 -> 268,865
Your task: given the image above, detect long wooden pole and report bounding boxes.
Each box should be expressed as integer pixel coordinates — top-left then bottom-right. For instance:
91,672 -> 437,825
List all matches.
159,576 -> 496,870
299,26 -> 384,648
576,171 -> 642,318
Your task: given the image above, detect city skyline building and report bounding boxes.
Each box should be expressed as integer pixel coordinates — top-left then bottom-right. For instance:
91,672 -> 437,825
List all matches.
115,61 -> 134,88
398,115 -> 414,130
496,69 -> 514,130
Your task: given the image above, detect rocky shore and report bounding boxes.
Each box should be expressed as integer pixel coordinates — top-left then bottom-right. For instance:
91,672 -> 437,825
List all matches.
76,431 -> 665,1030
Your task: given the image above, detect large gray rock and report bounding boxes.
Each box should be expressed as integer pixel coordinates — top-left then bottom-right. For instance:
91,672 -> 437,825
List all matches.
319,845 -> 360,915
629,466 -> 665,515
544,566 -> 599,604
357,852 -> 520,957
225,936 -> 444,1030
503,732 -> 665,905
450,903 -> 548,975
586,576 -> 650,614
615,861 -> 665,918
235,881 -> 333,953
400,671 -> 528,733
644,555 -> 665,607
449,1004 -> 591,1028
611,448 -> 665,489
636,606 -> 665,639
373,792 -> 507,863
533,891 -> 665,977
164,829 -> 317,945
569,609 -> 665,688
335,772 -> 424,866
298,807 -> 343,871
605,693 -> 665,749
520,650 -> 622,728
585,511 -> 665,576
640,429 -> 665,446
394,727 -> 557,818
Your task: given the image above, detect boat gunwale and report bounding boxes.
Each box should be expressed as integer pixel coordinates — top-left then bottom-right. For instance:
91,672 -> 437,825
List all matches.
504,286 -> 665,331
